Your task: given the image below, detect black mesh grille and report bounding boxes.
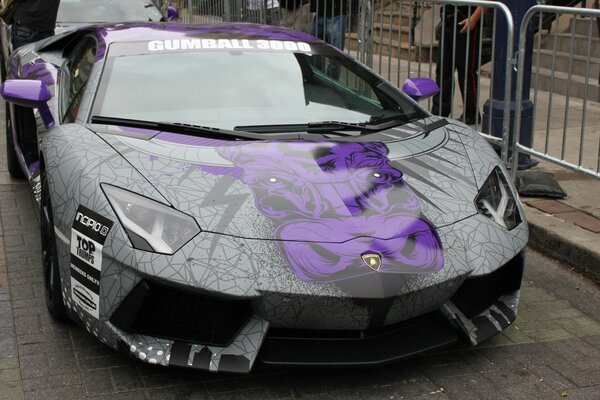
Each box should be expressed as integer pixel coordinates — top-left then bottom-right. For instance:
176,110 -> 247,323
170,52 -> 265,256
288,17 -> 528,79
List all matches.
111,281 -> 252,347
451,252 -> 524,319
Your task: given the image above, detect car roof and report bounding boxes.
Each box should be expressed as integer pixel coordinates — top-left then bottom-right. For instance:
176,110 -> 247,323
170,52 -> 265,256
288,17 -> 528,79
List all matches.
93,22 -> 320,46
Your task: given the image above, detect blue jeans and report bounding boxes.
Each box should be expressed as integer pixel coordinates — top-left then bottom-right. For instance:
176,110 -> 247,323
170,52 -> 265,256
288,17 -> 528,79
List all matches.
11,25 -> 54,50
310,15 -> 348,50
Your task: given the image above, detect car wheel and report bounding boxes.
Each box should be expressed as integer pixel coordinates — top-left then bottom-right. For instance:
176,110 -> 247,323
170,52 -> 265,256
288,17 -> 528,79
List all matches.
41,170 -> 68,321
5,103 -> 25,178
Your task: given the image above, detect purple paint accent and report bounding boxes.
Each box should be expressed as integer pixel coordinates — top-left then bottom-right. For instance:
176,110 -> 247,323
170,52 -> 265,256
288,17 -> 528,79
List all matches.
198,165 -> 243,179
28,161 -> 40,175
39,103 -> 55,129
22,60 -> 56,87
0,79 -> 52,104
402,78 -> 439,102
0,79 -> 54,128
167,6 -> 179,21
120,126 -> 161,135
149,155 -> 159,162
216,141 -> 444,283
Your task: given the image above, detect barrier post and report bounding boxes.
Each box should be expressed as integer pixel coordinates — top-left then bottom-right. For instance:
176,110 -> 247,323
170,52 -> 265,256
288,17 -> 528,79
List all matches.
482,0 -> 538,169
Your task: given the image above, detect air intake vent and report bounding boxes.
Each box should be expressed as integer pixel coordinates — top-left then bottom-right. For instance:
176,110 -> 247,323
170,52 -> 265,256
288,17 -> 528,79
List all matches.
111,281 -> 252,347
451,252 -> 524,319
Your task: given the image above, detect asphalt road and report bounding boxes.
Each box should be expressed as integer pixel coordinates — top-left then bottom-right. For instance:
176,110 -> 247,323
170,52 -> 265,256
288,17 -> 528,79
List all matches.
1,119 -> 600,400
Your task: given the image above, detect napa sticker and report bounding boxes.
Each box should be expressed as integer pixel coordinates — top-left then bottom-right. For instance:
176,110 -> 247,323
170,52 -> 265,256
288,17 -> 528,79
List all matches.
70,205 -> 113,319
147,39 -> 312,53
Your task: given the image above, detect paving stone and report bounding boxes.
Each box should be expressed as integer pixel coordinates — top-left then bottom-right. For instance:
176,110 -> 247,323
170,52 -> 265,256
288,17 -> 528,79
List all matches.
555,316 -> 600,337
108,390 -> 149,400
0,367 -> 21,382
498,325 -> 535,345
18,353 -> 49,380
21,373 -> 84,393
146,384 -> 210,400
525,199 -> 575,214
544,339 -> 600,372
525,365 -> 575,392
554,210 -> 600,233
16,330 -> 72,347
14,316 -> 41,336
560,385 -> 600,400
76,354 -> 132,371
109,365 -> 144,392
480,368 -> 558,399
23,385 -> 85,400
18,338 -> 73,357
0,357 -> 19,370
0,328 -> 17,357
421,361 -> 476,381
519,286 -> 558,303
0,380 -> 24,400
82,369 -> 114,395
431,373 -> 510,400
138,367 -> 207,389
512,320 -> 574,342
582,334 -> 600,347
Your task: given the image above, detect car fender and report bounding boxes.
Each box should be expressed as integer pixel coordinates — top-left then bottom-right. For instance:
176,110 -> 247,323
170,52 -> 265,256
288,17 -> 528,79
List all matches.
39,124 -> 171,327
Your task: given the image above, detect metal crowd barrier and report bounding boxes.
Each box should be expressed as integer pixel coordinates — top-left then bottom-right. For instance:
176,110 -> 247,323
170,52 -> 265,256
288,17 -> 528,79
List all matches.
513,4 -> 600,178
356,0 -> 515,164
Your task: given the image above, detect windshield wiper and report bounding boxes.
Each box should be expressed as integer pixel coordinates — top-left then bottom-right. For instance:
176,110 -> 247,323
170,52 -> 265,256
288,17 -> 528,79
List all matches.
235,119 -> 407,136
90,116 -> 298,141
306,119 -> 409,134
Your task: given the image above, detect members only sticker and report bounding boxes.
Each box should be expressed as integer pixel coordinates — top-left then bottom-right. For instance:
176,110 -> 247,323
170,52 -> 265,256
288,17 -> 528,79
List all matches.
70,205 -> 113,319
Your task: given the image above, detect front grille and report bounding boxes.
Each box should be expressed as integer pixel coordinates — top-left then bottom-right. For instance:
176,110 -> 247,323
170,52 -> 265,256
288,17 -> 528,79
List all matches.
451,252 -> 524,319
111,281 -> 252,347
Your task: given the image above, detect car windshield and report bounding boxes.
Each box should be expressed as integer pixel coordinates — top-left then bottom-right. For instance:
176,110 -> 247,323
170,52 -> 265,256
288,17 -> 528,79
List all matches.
57,0 -> 163,23
92,40 -> 427,131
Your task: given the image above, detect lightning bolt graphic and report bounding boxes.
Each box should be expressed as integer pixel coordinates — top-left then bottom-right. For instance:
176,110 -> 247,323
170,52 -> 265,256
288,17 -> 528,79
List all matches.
199,175 -> 249,259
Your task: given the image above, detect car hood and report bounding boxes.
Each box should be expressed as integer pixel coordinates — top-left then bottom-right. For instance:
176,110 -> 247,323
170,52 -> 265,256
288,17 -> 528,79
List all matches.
97,117 -> 480,246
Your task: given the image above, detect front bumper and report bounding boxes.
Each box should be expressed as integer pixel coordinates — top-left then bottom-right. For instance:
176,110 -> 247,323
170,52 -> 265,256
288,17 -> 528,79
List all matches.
107,251 -> 524,373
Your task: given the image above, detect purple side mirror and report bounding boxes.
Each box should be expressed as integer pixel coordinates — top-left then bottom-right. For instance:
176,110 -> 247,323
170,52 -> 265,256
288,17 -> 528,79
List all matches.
402,78 -> 440,102
0,79 -> 55,128
167,6 -> 179,21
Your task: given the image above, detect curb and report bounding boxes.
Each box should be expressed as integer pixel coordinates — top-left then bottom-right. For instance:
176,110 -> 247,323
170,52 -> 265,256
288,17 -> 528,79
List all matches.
524,205 -> 600,285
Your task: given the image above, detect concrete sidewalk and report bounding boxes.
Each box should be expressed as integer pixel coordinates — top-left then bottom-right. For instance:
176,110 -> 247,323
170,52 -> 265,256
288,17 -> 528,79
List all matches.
521,164 -> 600,285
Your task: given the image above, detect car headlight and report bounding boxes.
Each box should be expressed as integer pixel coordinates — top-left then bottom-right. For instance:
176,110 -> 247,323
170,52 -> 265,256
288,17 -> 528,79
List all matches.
102,184 -> 201,254
474,167 -> 522,230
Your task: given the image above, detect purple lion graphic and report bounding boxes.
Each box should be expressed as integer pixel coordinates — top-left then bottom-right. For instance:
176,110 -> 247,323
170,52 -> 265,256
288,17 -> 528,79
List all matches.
218,141 -> 444,283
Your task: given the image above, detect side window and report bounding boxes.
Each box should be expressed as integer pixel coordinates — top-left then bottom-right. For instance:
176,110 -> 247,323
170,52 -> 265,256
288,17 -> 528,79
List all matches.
61,37 -> 98,123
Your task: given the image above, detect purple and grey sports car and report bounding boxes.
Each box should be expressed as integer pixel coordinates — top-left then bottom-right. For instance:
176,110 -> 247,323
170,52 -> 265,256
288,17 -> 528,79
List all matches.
0,22 -> 527,373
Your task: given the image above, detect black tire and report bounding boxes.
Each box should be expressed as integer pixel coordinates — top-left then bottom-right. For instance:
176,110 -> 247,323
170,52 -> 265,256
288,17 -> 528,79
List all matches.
5,103 -> 25,178
41,170 -> 69,321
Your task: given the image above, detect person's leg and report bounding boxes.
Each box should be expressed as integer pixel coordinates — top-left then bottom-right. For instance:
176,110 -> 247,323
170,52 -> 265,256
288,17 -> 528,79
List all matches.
245,8 -> 261,23
267,7 -> 280,26
310,15 -> 324,39
431,21 -> 456,117
457,25 -> 481,124
329,14 -> 348,50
